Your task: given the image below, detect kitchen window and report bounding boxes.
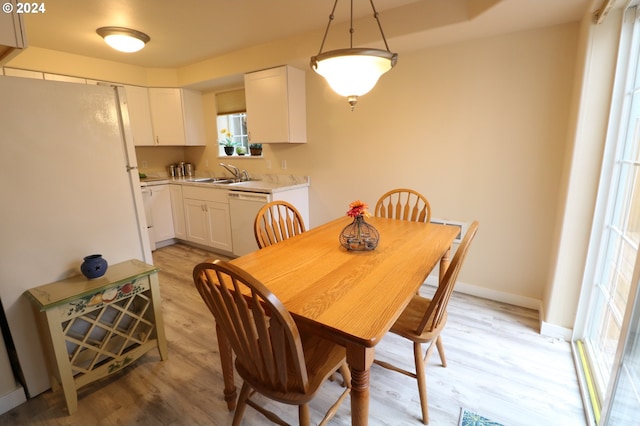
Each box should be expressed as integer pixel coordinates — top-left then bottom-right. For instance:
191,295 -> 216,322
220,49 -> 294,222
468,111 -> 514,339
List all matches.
216,112 -> 248,156
216,88 -> 248,157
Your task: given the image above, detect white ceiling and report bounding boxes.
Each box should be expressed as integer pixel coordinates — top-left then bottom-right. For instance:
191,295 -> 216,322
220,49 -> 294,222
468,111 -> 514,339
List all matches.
22,0 -> 595,69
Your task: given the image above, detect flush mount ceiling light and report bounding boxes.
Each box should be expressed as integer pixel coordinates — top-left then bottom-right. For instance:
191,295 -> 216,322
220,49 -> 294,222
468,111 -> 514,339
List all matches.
96,26 -> 150,53
310,0 -> 398,109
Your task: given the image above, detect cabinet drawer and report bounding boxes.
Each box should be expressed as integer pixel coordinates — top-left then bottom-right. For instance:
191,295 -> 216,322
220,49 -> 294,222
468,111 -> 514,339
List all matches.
182,185 -> 228,203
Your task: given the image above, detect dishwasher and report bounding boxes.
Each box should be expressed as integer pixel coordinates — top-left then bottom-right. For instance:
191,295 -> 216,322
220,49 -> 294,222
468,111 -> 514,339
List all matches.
141,186 -> 156,251
228,190 -> 271,256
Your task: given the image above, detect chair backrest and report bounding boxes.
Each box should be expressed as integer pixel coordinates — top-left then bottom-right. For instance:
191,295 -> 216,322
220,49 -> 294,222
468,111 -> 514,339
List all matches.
417,221 -> 479,335
254,200 -> 306,249
375,188 -> 432,223
193,260 -> 309,394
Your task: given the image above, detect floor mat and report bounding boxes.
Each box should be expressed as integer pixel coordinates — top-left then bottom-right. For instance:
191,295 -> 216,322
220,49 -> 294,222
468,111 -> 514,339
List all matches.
459,407 -> 506,426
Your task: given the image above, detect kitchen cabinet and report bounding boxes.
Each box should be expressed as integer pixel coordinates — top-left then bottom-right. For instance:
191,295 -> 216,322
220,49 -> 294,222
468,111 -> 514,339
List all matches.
183,186 -> 232,252
44,73 -> 87,84
148,88 -> 206,146
244,65 -> 307,144
0,1 -> 27,65
124,85 -> 155,146
149,184 -> 175,243
3,68 -> 42,79
169,184 -> 186,240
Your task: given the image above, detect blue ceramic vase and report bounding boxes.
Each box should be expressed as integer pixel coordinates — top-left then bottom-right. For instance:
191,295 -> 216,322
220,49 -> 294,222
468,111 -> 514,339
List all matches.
80,254 -> 108,279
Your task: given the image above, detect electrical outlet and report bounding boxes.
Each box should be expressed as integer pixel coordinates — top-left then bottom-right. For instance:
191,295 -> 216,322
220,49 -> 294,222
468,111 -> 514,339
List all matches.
205,159 -> 209,167
141,160 -> 148,168
266,159 -> 272,169
281,159 -> 287,169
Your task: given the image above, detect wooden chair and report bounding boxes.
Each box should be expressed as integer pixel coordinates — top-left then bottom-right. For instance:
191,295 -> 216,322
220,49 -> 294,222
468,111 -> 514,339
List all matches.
373,221 -> 479,424
193,260 -> 351,426
375,188 -> 432,223
254,201 -> 306,249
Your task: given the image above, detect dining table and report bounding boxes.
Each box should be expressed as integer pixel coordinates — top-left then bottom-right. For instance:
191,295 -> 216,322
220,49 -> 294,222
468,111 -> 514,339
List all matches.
219,216 -> 460,425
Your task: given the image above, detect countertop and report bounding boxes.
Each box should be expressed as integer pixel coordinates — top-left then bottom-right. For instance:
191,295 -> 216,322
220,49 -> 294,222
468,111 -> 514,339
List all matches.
140,175 -> 310,194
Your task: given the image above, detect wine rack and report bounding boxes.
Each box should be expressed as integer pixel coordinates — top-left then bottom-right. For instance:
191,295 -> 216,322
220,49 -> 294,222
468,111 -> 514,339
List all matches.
27,259 -> 168,414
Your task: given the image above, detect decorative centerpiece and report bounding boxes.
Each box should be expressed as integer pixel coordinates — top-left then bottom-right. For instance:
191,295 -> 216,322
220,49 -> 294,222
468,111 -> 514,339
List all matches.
339,200 -> 380,251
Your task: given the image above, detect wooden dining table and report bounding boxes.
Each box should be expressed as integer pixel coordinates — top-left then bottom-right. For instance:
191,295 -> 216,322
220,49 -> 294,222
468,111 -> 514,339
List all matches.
220,216 -> 459,425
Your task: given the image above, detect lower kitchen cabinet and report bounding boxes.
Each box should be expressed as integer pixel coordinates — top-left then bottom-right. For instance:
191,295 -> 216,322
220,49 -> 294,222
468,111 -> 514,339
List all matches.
169,184 -> 186,240
182,186 -> 232,252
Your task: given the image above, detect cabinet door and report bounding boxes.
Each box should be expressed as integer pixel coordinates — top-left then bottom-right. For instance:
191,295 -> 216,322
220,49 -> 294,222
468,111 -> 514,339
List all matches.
150,185 -> 175,242
182,89 -> 206,146
125,85 -> 155,146
169,185 -> 186,239
205,201 -> 233,252
183,198 -> 209,245
0,2 -> 26,65
148,88 -> 186,145
244,65 -> 306,144
43,74 -> 87,84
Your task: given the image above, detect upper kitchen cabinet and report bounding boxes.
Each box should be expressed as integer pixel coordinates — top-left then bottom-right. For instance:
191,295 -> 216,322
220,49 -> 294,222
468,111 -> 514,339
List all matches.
244,65 -> 307,144
124,85 -> 155,146
147,88 -> 206,146
0,1 -> 27,65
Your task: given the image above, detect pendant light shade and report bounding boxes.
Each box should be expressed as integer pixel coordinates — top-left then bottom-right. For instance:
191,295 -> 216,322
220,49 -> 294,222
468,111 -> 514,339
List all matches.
97,27 -> 150,53
310,0 -> 398,109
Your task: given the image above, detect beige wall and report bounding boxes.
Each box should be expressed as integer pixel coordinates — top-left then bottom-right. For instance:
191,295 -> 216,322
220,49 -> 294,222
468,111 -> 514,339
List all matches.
6,22 -> 583,326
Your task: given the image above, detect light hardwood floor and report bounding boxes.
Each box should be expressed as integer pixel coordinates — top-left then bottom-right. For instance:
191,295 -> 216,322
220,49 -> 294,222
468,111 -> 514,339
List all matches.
1,243 -> 587,425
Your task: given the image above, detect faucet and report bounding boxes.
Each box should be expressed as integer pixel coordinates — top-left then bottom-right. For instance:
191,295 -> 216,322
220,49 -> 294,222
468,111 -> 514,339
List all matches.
240,169 -> 250,181
219,163 -> 240,180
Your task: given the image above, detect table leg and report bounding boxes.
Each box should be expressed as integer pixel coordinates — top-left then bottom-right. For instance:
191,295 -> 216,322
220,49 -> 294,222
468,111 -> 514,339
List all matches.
439,246 -> 452,284
347,344 -> 375,426
216,323 -> 237,411
149,273 -> 168,360
45,311 -> 78,414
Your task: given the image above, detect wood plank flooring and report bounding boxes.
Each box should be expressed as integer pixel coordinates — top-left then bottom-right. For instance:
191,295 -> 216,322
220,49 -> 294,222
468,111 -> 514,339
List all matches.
0,243 -> 587,425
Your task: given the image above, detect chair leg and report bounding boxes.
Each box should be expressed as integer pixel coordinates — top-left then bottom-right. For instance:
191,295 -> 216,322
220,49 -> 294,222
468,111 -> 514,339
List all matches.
435,335 -> 447,367
232,382 -> 251,426
339,363 -> 352,389
299,403 -> 310,426
414,342 -> 429,425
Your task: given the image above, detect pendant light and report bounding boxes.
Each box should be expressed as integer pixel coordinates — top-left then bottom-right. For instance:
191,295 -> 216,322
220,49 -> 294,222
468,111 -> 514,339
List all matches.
96,27 -> 150,53
310,0 -> 398,109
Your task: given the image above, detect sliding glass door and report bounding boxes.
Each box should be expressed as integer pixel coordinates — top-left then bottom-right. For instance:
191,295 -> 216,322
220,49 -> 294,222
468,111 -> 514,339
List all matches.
577,5 -> 640,424
602,281 -> 640,424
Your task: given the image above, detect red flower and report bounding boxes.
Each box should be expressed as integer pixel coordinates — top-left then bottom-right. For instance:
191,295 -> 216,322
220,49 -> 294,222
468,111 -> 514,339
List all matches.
347,200 -> 370,218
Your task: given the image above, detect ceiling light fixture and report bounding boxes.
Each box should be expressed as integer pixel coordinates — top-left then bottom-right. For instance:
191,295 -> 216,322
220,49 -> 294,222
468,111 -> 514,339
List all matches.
96,27 -> 150,53
310,0 -> 398,109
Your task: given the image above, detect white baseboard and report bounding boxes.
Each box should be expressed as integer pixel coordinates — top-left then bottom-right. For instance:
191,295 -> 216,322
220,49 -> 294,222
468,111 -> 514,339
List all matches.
424,276 -> 573,341
425,276 -> 540,310
540,320 -> 573,341
0,384 -> 26,415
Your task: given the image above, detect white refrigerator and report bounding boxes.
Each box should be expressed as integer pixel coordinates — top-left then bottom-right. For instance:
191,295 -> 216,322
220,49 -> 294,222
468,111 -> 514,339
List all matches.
0,75 -> 152,403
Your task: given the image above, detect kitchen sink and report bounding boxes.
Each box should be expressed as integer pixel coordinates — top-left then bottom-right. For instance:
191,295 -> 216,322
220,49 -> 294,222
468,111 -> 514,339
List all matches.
187,177 -> 234,184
